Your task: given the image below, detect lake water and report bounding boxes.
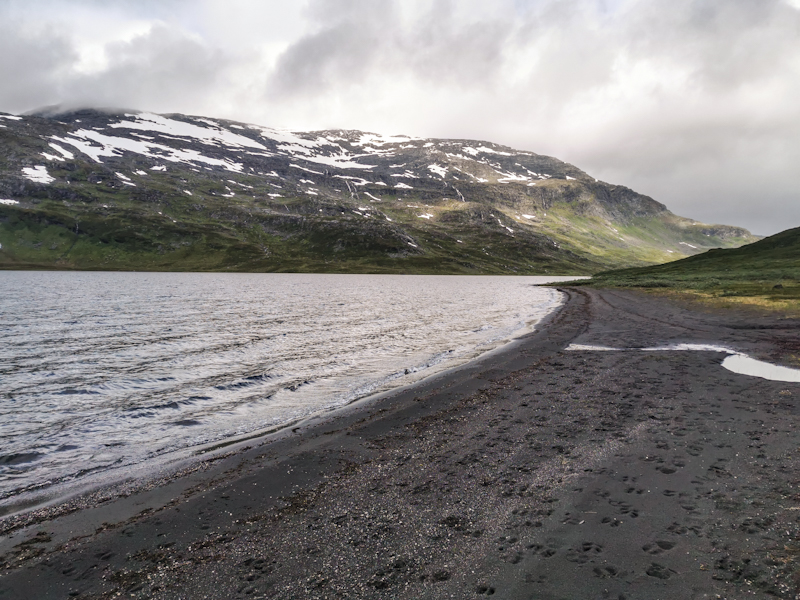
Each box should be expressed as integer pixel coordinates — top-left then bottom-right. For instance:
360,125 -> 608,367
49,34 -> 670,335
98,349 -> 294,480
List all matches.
0,272 -> 575,512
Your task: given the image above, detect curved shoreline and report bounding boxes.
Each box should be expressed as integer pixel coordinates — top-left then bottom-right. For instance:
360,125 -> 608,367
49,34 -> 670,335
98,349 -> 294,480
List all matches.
3,288 -> 800,599
0,287 -> 567,522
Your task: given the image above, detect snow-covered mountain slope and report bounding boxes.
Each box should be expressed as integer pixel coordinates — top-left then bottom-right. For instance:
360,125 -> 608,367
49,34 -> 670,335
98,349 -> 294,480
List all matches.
0,108 -> 756,273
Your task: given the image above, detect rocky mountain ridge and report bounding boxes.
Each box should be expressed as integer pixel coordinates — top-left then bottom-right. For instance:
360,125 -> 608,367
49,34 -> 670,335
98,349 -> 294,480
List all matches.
0,108 -> 756,273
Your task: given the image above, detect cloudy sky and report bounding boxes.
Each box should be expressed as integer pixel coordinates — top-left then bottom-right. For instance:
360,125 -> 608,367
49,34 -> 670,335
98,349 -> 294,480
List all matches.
1,0 -> 798,235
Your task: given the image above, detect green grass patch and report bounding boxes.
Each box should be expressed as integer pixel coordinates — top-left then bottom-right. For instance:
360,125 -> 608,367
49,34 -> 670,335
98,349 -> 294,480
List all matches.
571,226 -> 800,313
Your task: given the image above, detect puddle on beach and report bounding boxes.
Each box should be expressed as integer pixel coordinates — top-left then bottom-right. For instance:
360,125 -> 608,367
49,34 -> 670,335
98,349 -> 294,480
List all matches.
720,354 -> 800,383
567,343 -> 800,383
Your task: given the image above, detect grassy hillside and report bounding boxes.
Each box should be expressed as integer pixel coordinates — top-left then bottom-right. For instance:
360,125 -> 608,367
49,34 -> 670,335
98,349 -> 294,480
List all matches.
577,226 -> 800,311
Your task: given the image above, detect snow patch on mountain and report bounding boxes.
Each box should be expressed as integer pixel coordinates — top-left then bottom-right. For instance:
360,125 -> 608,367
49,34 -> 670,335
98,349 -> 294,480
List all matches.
254,128 -> 377,170
297,153 -> 375,170
49,143 -> 74,160
354,133 -> 419,147
22,165 -> 54,184
476,146 -> 512,156
115,172 -> 136,186
428,164 -> 447,178
497,171 -> 531,183
52,130 -> 244,172
110,113 -> 267,151
290,164 -> 324,175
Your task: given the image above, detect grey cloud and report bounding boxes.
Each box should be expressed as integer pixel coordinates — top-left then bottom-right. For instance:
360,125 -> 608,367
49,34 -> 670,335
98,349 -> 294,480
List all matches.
306,0 -> 395,26
268,0 -> 514,98
64,24 -> 229,112
258,0 -> 800,233
0,17 -> 232,116
269,22 -> 383,96
1,0 -> 798,234
497,0 -> 800,234
402,14 -> 511,86
623,0 -> 800,91
0,22 -> 77,113
508,4 -> 620,111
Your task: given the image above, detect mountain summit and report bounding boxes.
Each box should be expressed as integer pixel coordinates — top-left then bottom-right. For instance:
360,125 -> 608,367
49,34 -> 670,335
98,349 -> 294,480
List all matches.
0,109 -> 755,273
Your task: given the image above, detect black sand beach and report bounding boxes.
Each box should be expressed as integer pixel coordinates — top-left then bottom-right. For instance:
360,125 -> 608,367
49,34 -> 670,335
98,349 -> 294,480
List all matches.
2,288 -> 800,599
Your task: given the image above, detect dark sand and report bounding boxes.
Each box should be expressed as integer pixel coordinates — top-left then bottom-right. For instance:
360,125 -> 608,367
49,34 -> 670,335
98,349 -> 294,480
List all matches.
2,288 -> 800,599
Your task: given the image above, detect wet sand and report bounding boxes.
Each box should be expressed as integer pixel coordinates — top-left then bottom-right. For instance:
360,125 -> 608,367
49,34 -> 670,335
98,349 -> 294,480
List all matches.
2,288 -> 800,599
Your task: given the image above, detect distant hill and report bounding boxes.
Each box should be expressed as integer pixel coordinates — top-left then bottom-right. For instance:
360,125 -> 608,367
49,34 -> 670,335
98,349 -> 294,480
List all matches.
0,108 -> 757,273
582,227 -> 800,300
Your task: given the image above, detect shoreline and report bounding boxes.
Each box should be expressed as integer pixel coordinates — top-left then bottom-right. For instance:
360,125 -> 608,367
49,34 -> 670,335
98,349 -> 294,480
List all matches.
0,273 -> 573,520
2,288 -> 800,598
0,285 -> 567,523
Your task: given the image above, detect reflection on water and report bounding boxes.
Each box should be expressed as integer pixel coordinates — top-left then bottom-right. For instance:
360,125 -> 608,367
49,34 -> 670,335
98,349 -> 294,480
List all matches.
0,272 -> 574,508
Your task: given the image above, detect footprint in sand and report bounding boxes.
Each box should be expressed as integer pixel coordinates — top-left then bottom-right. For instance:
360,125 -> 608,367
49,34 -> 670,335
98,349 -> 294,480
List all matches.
593,565 -> 621,579
601,516 -> 624,527
642,540 -> 676,555
646,562 -> 676,579
566,541 -> 603,563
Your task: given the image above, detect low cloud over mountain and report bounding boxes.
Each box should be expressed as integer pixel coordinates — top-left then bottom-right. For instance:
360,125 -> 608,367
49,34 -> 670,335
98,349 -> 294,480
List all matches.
1,1 -> 798,235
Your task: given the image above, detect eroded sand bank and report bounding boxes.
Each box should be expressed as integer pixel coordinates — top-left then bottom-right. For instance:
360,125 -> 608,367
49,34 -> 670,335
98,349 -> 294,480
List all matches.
2,288 -> 800,599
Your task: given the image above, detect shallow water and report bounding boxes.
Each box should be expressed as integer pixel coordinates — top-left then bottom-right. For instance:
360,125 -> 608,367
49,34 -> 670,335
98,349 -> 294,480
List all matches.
0,272 -> 574,509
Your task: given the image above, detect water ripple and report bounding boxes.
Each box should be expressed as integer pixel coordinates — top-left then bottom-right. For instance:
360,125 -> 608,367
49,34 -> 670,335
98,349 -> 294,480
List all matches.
0,272 -> 574,508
